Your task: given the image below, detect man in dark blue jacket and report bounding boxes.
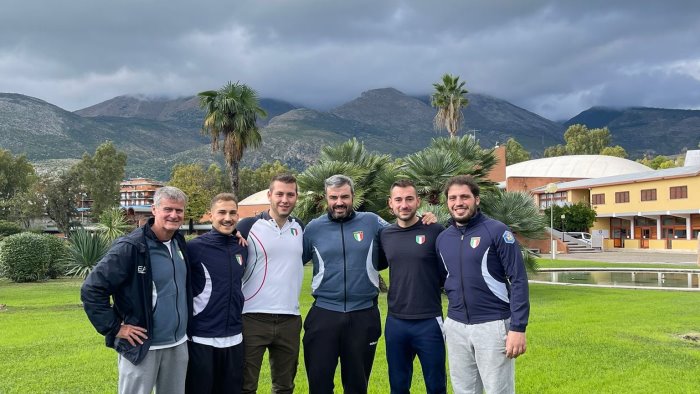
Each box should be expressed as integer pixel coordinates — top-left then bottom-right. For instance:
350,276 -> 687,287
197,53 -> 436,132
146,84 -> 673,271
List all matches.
436,175 -> 529,394
186,193 -> 248,394
82,186 -> 192,394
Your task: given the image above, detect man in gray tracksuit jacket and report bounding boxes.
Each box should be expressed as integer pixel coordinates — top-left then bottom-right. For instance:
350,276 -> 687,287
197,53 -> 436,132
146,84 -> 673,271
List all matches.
302,174 -> 388,394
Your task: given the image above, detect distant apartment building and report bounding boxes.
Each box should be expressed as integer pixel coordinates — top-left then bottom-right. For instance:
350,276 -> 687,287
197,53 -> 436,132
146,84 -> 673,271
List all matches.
120,178 -> 164,225
120,177 -> 164,207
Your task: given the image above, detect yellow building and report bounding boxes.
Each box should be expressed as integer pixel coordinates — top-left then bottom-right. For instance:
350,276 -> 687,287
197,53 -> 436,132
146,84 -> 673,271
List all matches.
535,161 -> 700,251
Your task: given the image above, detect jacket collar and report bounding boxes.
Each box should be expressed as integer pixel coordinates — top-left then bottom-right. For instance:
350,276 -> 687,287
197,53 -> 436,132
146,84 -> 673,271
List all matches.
448,210 -> 485,232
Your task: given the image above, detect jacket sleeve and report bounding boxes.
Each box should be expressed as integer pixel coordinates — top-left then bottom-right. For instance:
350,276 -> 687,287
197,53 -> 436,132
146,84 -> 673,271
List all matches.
302,225 -> 313,265
80,242 -> 135,339
494,226 -> 530,332
377,227 -> 388,271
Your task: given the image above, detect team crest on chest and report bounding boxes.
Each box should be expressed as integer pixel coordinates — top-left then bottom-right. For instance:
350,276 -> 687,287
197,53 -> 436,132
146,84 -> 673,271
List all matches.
470,237 -> 480,248
353,231 -> 364,242
415,235 -> 426,245
235,254 -> 243,265
290,228 -> 298,236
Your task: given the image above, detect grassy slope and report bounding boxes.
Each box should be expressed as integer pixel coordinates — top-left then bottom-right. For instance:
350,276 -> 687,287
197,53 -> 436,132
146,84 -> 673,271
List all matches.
1,262 -> 698,393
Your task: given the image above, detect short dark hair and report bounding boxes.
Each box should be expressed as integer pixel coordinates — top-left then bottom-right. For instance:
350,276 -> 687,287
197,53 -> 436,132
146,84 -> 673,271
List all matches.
444,175 -> 480,198
269,174 -> 298,194
210,193 -> 238,210
390,179 -> 417,193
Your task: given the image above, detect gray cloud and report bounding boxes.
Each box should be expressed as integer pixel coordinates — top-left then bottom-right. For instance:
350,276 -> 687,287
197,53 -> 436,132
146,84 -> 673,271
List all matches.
2,0 -> 700,120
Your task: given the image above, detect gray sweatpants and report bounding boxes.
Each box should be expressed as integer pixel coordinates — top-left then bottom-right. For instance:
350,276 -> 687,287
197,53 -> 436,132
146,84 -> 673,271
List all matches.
444,318 -> 514,394
117,342 -> 189,394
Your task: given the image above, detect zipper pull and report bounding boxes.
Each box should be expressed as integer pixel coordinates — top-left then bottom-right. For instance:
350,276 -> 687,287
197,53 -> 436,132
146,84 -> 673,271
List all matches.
461,235 -> 464,240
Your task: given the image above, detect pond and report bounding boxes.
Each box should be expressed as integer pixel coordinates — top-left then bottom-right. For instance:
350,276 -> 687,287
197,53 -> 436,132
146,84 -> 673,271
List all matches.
530,268 -> 700,291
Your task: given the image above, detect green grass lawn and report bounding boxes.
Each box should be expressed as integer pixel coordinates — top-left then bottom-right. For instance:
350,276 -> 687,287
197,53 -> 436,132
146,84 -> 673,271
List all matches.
1,263 -> 698,393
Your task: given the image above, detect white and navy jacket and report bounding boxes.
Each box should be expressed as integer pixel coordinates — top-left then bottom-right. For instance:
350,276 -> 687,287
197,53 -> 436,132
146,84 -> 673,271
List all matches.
436,211 -> 530,332
187,229 -> 248,338
237,211 -> 305,315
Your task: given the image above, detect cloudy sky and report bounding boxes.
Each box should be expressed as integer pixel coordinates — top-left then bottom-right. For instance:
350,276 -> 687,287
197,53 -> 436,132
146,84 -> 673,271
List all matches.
2,0 -> 700,120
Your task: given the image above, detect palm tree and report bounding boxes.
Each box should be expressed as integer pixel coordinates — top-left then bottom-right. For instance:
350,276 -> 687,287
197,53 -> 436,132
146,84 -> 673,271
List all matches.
479,189 -> 548,272
198,81 -> 267,197
401,135 -> 497,205
431,73 -> 469,138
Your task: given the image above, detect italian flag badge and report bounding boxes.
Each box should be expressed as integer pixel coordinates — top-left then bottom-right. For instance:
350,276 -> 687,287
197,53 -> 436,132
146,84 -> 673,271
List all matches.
470,237 -> 480,248
353,231 -> 364,242
235,254 -> 243,265
415,235 -> 426,244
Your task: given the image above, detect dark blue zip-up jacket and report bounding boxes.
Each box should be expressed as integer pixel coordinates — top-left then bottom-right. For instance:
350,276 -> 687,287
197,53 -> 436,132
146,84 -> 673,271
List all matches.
187,229 -> 248,338
435,211 -> 529,332
303,211 -> 388,312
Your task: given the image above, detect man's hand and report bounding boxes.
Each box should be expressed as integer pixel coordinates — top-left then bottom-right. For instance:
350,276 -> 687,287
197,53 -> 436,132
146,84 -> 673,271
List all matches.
116,324 -> 148,346
505,331 -> 526,359
420,211 -> 438,225
236,232 -> 248,247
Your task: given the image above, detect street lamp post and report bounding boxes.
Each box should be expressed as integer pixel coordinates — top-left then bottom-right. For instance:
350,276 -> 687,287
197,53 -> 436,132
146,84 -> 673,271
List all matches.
545,183 -> 558,260
561,214 -> 566,240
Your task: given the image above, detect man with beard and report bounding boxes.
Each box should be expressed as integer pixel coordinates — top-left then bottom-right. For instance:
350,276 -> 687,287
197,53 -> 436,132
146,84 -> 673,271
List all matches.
303,175 -> 437,393
301,174 -> 388,394
378,179 -> 447,394
435,175 -> 529,394
82,186 -> 191,394
186,193 -> 248,393
236,174 -> 305,394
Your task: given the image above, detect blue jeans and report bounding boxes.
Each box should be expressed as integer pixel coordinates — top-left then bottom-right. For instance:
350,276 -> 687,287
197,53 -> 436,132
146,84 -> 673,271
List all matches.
385,315 -> 447,394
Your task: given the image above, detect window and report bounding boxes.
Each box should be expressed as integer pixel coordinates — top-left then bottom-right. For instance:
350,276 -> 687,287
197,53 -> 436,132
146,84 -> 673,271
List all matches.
670,186 -> 688,199
615,191 -> 630,203
640,189 -> 657,201
592,193 -> 605,205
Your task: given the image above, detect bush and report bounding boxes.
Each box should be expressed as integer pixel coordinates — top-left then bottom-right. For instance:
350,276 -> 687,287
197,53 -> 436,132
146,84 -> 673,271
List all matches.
65,229 -> 110,279
0,232 -> 50,282
0,220 -> 23,240
41,234 -> 70,279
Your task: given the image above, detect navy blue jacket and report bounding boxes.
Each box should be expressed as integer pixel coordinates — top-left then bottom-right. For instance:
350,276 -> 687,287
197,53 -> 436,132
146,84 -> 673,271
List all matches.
187,229 -> 248,338
435,211 -> 529,332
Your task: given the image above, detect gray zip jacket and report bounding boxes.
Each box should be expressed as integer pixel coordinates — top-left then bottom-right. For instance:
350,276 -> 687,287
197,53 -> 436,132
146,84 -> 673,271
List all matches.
303,211 -> 388,312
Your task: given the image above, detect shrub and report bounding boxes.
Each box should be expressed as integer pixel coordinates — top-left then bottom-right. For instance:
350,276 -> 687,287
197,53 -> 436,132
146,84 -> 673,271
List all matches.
40,234 -> 70,279
0,232 -> 50,282
0,220 -> 23,240
65,229 -> 110,279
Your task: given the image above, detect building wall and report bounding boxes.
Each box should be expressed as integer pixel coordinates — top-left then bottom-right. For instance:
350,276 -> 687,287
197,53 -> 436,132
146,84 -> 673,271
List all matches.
507,177 -> 580,192
239,204 -> 269,218
487,146 -> 507,183
591,176 -> 700,214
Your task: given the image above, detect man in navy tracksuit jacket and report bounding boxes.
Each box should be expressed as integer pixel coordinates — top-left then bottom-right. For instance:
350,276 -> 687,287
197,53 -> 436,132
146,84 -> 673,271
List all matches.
436,175 -> 529,394
302,174 -> 388,394
186,193 -> 248,394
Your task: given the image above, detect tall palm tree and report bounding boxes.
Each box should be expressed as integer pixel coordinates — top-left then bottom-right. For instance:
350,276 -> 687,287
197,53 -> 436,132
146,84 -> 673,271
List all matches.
431,73 -> 469,138
198,81 -> 267,197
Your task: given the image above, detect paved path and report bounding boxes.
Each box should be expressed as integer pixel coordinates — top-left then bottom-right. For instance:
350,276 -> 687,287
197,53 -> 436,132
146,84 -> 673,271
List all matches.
555,250 -> 698,265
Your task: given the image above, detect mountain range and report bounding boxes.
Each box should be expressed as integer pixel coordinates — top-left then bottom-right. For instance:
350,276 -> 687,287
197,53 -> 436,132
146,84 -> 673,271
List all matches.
1,89 -> 697,180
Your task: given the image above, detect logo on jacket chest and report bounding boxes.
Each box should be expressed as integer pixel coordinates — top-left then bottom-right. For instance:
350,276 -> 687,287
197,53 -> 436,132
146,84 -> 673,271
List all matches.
290,228 -> 299,236
470,237 -> 480,248
415,235 -> 426,244
235,254 -> 244,265
137,265 -> 147,274
353,231 -> 364,242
